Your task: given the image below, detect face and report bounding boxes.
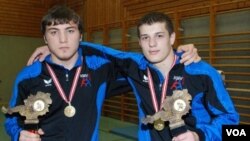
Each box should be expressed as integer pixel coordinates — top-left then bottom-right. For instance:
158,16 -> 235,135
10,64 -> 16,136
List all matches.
44,21 -> 82,62
138,22 -> 175,65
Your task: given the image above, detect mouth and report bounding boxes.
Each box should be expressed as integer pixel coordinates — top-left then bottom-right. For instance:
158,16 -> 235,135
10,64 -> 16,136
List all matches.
59,46 -> 69,49
149,50 -> 159,55
59,47 -> 70,52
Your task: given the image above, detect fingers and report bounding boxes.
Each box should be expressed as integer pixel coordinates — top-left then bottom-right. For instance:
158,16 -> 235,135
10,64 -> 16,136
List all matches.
27,52 -> 41,66
26,45 -> 50,66
172,137 -> 177,141
181,52 -> 195,65
176,44 -> 194,53
177,44 -> 201,65
19,130 -> 42,141
38,54 -> 46,62
38,128 -> 45,135
173,133 -> 187,141
172,130 -> 199,141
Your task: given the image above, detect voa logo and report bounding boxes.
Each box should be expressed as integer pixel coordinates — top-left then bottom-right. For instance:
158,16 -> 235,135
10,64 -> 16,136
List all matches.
223,125 -> 249,141
226,129 -> 246,136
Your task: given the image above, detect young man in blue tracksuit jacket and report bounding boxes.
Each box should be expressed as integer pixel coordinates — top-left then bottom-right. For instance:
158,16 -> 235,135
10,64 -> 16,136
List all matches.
5,49 -> 125,141
80,12 -> 239,141
4,5 -> 130,141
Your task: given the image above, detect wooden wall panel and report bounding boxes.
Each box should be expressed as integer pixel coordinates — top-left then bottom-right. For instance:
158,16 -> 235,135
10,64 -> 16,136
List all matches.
1,0 -> 248,37
84,0 -> 250,29
0,0 -> 85,37
85,0 -> 122,29
66,0 -> 85,27
0,0 -> 47,37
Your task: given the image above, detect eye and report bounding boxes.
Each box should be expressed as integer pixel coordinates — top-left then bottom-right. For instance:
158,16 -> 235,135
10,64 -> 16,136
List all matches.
157,34 -> 164,38
140,36 -> 149,41
68,29 -> 75,33
49,30 -> 57,35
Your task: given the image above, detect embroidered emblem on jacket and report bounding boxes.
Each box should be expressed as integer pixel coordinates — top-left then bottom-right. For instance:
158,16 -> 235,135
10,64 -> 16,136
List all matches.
44,79 -> 52,87
170,76 -> 184,90
80,73 -> 91,87
143,75 -> 148,83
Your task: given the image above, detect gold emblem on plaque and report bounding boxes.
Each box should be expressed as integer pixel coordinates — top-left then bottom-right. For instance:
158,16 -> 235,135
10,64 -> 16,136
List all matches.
2,91 -> 52,124
154,119 -> 165,131
142,89 -> 192,131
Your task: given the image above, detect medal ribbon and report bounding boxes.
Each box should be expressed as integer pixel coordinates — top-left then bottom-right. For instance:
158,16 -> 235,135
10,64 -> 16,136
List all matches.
147,55 -> 177,112
46,63 -> 82,104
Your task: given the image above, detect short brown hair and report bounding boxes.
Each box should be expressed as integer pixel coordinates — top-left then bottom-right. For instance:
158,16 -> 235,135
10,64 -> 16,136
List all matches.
41,5 -> 83,34
137,12 -> 174,37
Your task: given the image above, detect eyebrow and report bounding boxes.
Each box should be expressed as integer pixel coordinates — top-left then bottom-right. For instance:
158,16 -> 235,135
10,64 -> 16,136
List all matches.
155,32 -> 165,34
46,25 -> 78,31
140,32 -> 165,37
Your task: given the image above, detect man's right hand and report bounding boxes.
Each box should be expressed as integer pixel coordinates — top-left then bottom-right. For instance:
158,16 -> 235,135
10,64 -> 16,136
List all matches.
19,129 -> 44,141
27,45 -> 49,66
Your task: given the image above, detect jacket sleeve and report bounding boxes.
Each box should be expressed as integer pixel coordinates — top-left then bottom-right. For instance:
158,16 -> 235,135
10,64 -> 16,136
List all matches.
5,73 -> 25,141
80,41 -> 145,75
186,61 -> 239,141
81,42 -> 143,97
4,117 -> 22,141
4,62 -> 42,141
106,72 -> 131,98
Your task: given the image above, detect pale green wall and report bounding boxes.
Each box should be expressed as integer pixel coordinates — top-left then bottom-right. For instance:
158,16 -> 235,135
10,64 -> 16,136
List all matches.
0,35 -> 44,106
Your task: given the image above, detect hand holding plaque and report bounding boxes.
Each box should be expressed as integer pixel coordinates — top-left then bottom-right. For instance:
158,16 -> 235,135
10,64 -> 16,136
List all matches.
142,89 -> 192,135
2,91 -> 52,133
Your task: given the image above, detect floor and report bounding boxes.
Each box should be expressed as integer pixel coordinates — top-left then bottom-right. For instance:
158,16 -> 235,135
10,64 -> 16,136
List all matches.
0,112 -> 137,141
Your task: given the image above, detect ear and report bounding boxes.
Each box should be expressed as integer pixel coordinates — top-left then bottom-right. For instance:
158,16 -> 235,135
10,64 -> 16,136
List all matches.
170,32 -> 176,46
138,38 -> 142,48
79,34 -> 83,42
43,36 -> 48,44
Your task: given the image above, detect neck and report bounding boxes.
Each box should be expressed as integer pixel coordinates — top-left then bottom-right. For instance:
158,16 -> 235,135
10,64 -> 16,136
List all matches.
51,54 -> 79,70
154,51 -> 175,77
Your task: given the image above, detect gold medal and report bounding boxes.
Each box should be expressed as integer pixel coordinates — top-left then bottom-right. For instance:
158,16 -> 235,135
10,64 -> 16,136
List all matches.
154,119 -> 165,131
46,64 -> 82,118
64,104 -> 76,117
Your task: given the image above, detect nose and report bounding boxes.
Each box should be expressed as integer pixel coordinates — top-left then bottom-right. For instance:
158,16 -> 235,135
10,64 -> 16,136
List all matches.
59,32 -> 67,43
149,37 -> 156,47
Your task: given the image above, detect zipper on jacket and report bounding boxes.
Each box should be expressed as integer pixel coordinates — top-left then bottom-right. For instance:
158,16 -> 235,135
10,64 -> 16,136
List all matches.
159,83 -> 162,90
66,73 -> 69,81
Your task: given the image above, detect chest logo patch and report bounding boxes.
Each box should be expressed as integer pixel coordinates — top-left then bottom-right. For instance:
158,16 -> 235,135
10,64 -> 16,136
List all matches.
143,75 -> 148,83
44,79 -> 52,87
80,73 -> 92,87
170,75 -> 184,90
